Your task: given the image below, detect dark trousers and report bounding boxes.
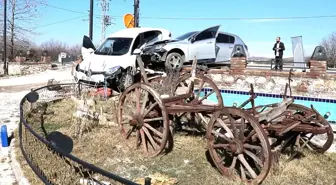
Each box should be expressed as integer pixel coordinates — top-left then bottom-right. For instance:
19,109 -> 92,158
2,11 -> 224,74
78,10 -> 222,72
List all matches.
274,56 -> 283,70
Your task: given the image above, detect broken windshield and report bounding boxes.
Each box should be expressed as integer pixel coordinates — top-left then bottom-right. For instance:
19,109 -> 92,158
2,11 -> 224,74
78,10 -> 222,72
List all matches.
95,37 -> 133,56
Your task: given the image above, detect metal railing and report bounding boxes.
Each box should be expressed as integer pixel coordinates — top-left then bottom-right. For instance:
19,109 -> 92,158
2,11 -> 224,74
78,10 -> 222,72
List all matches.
19,82 -> 150,185
247,59 -> 309,71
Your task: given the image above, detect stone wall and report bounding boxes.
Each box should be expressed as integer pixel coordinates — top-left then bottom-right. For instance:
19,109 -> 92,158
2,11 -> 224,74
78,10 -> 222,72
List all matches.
178,56 -> 336,99
206,73 -> 336,99
0,62 -> 52,76
203,57 -> 336,99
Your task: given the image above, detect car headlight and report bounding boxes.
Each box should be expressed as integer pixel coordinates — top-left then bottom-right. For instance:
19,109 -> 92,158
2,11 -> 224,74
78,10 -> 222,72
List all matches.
105,65 -> 121,76
153,44 -> 165,50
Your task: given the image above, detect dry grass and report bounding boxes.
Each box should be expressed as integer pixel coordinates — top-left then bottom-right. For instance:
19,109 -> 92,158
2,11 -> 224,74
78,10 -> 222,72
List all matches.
13,97 -> 336,185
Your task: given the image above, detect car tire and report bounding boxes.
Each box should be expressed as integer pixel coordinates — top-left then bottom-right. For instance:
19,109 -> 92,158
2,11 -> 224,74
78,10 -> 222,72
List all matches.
164,52 -> 184,71
118,70 -> 134,91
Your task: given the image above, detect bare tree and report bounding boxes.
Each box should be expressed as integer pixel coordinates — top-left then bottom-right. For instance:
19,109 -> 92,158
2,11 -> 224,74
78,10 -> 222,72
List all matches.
321,32 -> 336,68
7,0 -> 47,62
39,39 -> 69,61
68,43 -> 82,57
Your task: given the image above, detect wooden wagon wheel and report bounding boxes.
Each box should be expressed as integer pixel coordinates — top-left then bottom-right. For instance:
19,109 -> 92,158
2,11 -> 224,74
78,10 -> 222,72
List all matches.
174,73 -> 224,131
284,103 -> 334,154
207,108 -> 272,184
117,83 -> 170,157
147,73 -> 224,132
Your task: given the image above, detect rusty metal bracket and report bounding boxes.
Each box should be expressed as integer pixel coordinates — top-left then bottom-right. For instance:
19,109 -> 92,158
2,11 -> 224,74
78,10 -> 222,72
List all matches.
283,68 -> 294,100
239,84 -> 257,116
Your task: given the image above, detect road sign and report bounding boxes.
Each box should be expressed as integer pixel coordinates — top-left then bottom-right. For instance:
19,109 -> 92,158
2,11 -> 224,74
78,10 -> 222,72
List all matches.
123,13 -> 134,28
60,52 -> 66,58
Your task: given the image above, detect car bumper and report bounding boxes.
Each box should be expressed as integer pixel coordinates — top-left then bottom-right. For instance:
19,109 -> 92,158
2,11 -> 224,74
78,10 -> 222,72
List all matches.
74,71 -> 105,84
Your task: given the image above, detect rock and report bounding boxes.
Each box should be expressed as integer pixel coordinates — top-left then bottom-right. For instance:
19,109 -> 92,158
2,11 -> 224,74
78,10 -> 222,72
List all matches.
265,80 -> 275,91
223,75 -> 235,84
324,80 -> 336,91
275,78 -> 288,86
245,77 -> 255,84
207,74 -> 222,82
255,77 -> 267,84
296,81 -> 308,92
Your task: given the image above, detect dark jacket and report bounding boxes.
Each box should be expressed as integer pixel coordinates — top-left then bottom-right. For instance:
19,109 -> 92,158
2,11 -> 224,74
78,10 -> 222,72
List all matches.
273,42 -> 285,58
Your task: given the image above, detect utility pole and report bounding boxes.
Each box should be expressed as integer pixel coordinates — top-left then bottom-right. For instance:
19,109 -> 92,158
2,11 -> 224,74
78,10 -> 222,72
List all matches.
3,0 -> 8,75
89,0 -> 94,40
98,0 -> 112,43
134,0 -> 139,27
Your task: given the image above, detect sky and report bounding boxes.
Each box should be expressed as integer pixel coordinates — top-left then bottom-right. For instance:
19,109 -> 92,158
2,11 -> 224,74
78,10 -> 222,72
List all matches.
16,0 -> 336,57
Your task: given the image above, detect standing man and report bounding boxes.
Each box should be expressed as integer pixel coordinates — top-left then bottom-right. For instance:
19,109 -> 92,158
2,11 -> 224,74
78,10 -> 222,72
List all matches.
272,37 -> 285,71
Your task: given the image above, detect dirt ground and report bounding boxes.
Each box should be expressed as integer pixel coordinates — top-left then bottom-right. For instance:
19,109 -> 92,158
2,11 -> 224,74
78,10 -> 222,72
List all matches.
14,97 -> 336,185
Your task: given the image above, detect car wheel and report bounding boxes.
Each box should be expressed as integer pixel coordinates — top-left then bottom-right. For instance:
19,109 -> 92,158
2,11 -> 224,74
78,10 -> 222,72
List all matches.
118,70 -> 134,91
165,52 -> 184,71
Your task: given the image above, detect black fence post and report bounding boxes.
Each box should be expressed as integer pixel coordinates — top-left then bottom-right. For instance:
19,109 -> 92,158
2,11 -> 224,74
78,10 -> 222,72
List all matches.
144,177 -> 151,185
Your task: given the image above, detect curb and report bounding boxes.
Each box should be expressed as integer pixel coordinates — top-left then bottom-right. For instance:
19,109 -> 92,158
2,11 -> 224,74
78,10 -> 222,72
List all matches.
10,138 -> 30,185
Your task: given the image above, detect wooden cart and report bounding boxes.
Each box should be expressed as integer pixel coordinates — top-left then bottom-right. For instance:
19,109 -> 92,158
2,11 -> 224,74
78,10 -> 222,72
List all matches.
117,56 -> 334,184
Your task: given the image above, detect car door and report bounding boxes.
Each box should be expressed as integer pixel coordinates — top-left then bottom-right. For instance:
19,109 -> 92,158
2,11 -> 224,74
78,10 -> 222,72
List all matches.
81,35 -> 96,60
215,33 -> 233,62
188,25 -> 220,61
227,35 -> 235,57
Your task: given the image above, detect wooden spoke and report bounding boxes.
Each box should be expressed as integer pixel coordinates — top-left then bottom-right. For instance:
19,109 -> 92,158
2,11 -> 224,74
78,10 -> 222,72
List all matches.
243,130 -> 256,143
135,87 -> 141,113
140,129 -> 148,155
238,154 -> 257,179
195,79 -> 205,100
212,144 -> 230,149
142,127 -> 159,151
240,164 -> 246,181
144,117 -> 163,122
125,126 -> 135,139
143,102 -> 158,117
243,144 -> 262,151
144,123 -> 163,138
239,118 -> 246,141
211,130 -> 232,142
244,150 -> 263,167
228,114 -> 238,138
230,156 -> 238,173
141,91 -> 149,115
135,130 -> 140,148
198,91 -> 215,103
217,118 -> 234,138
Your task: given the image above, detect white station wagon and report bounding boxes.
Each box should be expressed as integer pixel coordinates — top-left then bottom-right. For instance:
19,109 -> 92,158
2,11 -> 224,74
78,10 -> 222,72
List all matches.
74,27 -> 172,90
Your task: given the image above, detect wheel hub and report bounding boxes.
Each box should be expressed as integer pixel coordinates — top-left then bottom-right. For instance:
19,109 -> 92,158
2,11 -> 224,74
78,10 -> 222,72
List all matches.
129,115 -> 144,129
229,139 -> 244,154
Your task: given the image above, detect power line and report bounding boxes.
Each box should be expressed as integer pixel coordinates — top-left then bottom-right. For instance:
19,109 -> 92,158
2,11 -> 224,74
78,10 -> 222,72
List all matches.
34,16 -> 88,28
38,2 -> 336,21
136,15 -> 336,21
38,2 -> 89,15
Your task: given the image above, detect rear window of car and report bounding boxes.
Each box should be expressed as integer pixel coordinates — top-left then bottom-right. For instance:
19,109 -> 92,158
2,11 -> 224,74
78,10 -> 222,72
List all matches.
216,34 -> 235,44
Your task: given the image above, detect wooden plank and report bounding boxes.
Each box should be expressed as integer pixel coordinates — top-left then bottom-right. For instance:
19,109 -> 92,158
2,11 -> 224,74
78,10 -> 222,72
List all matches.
166,104 -> 221,114
256,98 -> 293,122
278,121 -> 301,136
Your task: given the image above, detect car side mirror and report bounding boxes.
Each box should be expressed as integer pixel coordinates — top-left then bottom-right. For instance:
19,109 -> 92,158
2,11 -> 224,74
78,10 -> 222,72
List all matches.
190,37 -> 195,43
133,49 -> 142,55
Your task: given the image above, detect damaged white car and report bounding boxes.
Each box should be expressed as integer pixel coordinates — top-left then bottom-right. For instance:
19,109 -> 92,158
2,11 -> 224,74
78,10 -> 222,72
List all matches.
141,25 -> 250,70
73,27 -> 172,91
